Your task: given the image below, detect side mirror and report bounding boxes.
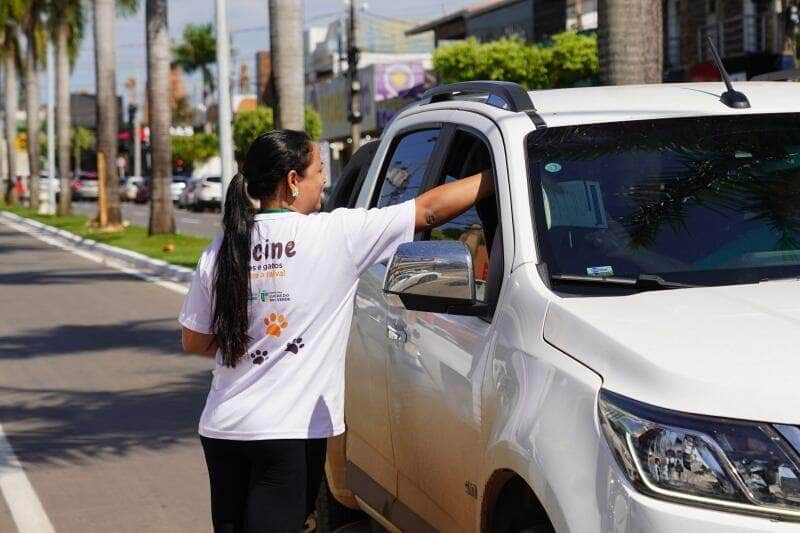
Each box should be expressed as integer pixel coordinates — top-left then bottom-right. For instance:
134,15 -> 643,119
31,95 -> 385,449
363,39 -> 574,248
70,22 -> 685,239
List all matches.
384,241 -> 488,316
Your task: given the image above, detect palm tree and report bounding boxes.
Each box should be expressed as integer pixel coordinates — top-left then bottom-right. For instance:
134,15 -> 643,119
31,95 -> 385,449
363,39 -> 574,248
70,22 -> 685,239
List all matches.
1,0 -> 23,205
172,23 -> 215,131
23,0 -> 46,210
50,0 -> 84,216
71,126 -> 94,176
146,0 -> 174,235
268,0 -> 304,129
598,0 -> 662,84
93,0 -> 137,228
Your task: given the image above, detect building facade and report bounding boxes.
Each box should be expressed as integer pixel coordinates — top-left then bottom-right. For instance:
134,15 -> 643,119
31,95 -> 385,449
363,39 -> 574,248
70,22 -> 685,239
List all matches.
406,0 -> 598,45
664,0 -> 795,81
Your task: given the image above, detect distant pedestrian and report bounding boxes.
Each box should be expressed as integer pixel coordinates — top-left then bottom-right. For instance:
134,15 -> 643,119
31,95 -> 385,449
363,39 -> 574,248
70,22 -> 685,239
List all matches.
179,129 -> 493,532
116,155 -> 126,179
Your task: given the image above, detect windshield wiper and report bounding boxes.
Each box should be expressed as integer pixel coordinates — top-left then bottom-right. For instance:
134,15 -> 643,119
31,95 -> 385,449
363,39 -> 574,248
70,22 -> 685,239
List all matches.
550,273 -> 698,291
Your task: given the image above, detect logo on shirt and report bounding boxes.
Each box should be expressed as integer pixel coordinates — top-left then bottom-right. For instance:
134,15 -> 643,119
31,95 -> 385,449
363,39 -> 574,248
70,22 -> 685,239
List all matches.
248,290 -> 291,303
264,313 -> 289,337
248,349 -> 268,365
285,337 -> 305,354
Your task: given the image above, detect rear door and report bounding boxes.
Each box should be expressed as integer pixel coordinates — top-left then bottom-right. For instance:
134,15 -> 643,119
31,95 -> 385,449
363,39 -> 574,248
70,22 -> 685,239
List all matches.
345,124 -> 448,510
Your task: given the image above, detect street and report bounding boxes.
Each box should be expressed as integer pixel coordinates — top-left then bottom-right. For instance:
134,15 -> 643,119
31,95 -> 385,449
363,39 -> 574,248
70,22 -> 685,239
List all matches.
72,201 -> 222,239
0,221 -> 213,531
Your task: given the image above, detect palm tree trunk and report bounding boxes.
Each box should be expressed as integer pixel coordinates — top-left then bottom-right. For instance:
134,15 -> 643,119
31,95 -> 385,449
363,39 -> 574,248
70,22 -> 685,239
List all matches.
56,17 -> 72,216
598,0 -> 663,85
268,0 -> 304,129
93,0 -> 121,226
4,46 -> 18,205
25,30 -> 41,211
146,0 -> 174,235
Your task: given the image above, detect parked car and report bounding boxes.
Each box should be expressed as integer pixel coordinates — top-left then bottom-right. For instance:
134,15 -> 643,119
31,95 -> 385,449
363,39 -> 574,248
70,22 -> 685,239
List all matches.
121,176 -> 145,202
177,177 -> 200,210
134,178 -> 151,204
71,172 -> 99,201
187,175 -> 222,211
316,80 -> 800,532
170,175 -> 189,203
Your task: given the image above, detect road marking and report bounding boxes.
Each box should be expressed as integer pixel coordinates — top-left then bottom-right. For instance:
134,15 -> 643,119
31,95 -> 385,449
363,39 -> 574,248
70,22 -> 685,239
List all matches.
0,424 -> 56,533
182,218 -> 201,224
0,217 -> 189,296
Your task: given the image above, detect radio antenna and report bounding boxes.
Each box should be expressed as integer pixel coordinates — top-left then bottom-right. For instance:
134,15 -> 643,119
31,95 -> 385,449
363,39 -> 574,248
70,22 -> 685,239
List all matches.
706,36 -> 750,109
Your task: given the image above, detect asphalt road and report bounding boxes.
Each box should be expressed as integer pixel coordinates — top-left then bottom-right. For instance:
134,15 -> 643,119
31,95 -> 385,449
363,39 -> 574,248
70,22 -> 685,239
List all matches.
0,220 -> 214,532
72,201 -> 222,239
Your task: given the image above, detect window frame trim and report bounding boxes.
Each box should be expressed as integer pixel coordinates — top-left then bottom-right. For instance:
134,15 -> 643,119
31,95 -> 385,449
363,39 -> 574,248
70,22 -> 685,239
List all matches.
369,122 -> 450,210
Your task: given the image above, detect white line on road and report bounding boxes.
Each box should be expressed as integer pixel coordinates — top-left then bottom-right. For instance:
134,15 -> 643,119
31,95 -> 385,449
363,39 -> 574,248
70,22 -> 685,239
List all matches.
0,217 -> 188,296
0,216 -> 197,531
0,424 -> 55,533
182,218 -> 201,224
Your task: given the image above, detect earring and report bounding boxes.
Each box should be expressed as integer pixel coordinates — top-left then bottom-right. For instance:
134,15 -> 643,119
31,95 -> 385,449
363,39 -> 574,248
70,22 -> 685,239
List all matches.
291,189 -> 299,198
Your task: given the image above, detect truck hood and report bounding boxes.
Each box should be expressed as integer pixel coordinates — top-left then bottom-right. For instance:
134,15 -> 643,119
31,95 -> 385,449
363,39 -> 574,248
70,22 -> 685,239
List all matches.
543,280 -> 800,424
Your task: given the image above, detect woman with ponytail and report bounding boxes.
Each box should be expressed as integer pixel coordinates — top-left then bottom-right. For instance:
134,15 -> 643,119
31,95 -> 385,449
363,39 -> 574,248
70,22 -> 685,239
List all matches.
179,129 -> 493,532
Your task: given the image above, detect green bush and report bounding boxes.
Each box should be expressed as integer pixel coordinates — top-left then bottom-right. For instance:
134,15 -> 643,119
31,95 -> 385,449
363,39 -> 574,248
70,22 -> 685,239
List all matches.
433,31 -> 598,90
171,133 -> 219,172
233,106 -> 324,161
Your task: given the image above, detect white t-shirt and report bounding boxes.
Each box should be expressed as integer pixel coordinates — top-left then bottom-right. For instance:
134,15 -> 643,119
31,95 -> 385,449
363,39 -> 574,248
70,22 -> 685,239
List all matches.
179,200 -> 415,440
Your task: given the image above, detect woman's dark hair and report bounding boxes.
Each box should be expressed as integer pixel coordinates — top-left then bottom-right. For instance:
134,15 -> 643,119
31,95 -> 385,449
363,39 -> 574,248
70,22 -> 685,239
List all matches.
212,129 -> 313,367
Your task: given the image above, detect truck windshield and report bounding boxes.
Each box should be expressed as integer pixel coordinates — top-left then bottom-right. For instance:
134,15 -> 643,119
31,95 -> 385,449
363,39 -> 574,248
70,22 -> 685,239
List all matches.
527,113 -> 800,287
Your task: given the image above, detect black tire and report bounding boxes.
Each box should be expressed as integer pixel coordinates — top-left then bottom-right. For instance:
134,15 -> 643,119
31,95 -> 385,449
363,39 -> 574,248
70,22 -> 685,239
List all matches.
314,475 -> 367,533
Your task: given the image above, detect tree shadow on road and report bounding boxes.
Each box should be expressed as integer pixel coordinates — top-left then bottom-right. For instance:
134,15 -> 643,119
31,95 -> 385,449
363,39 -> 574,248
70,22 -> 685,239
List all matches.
0,369 -> 211,466
0,318 -> 182,358
0,268 -> 143,286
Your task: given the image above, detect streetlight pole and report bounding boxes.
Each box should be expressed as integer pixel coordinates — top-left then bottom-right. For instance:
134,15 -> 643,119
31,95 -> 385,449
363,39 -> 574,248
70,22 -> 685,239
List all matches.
45,40 -> 56,215
215,0 -> 235,206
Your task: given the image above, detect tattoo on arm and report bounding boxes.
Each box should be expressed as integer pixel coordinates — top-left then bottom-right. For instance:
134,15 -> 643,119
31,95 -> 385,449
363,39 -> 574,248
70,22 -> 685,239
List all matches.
426,211 -> 437,227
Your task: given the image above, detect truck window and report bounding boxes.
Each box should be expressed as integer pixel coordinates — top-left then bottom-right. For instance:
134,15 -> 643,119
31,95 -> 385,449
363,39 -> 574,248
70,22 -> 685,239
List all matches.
427,129 -> 498,303
375,129 -> 440,208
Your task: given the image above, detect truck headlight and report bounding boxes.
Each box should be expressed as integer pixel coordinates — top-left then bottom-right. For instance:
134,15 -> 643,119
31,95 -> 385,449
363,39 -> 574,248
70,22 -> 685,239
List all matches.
598,389 -> 800,520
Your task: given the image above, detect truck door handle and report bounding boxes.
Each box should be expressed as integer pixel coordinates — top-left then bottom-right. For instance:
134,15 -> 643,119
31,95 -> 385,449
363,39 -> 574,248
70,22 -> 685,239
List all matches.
386,324 -> 407,345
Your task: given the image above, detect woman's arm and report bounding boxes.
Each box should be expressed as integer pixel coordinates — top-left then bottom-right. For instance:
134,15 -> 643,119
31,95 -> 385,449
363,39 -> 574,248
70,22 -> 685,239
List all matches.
414,169 -> 495,232
181,327 -> 218,357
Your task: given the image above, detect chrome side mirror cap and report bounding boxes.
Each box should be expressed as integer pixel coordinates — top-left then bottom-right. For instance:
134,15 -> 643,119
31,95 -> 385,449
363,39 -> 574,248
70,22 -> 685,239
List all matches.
384,241 -> 484,315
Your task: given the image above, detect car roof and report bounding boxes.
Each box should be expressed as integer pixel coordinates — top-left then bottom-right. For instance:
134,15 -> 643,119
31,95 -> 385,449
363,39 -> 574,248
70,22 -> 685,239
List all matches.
396,81 -> 800,129
527,82 -> 800,128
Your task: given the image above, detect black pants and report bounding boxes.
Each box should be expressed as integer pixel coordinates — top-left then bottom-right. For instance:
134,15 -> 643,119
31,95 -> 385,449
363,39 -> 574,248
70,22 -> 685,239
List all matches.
200,436 -> 327,533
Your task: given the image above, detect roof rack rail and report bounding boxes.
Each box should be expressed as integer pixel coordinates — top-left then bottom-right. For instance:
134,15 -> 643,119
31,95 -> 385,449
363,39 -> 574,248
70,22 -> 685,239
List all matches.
750,68 -> 800,81
422,81 -> 536,113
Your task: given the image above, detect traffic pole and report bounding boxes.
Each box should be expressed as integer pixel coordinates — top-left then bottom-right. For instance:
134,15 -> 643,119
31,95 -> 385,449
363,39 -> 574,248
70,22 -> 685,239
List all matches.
215,0 -> 235,208
46,39 -> 56,215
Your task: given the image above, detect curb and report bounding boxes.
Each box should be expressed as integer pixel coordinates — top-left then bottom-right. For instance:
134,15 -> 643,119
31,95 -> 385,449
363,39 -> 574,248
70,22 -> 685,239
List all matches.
0,211 -> 195,284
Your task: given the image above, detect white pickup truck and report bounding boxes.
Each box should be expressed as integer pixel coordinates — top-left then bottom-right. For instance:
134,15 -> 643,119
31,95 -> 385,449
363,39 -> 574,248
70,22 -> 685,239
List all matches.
319,80 -> 800,533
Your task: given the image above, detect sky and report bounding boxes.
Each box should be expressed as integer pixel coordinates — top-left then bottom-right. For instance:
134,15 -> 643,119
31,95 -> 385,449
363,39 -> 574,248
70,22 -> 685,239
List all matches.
68,0 -> 476,107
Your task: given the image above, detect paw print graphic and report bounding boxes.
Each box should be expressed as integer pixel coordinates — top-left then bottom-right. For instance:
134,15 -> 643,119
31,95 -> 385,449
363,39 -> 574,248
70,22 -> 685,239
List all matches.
264,313 -> 288,337
249,349 -> 267,365
285,338 -> 305,354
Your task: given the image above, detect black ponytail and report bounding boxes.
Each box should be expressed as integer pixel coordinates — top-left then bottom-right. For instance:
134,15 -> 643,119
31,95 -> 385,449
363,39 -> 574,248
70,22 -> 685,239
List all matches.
212,129 -> 313,367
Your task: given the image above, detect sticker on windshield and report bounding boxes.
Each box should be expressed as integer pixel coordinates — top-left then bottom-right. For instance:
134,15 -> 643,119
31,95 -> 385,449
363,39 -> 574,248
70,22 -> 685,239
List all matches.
543,180 -> 608,229
544,162 -> 562,173
587,265 -> 614,277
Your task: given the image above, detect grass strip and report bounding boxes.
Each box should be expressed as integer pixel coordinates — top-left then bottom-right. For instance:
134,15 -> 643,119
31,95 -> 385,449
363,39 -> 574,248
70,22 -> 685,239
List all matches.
0,204 -> 210,269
